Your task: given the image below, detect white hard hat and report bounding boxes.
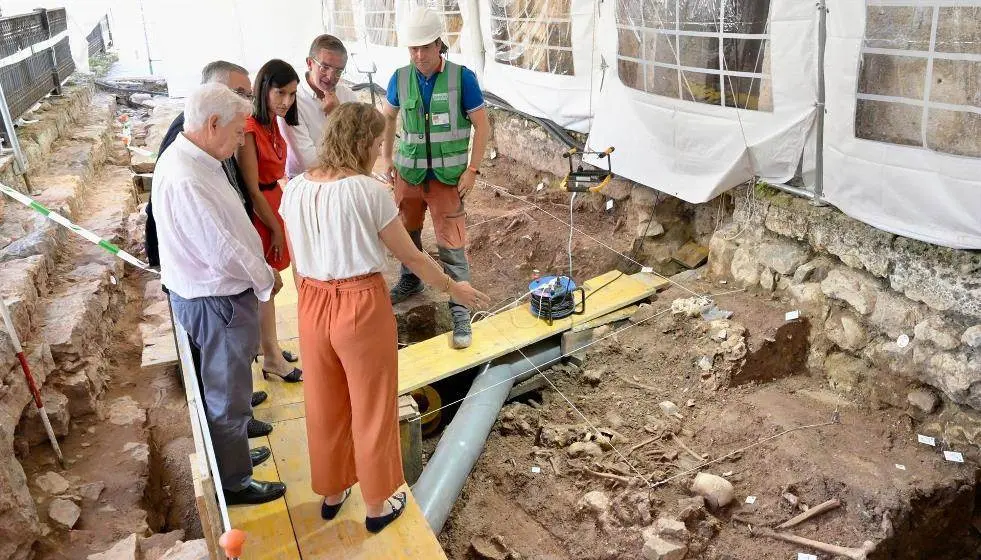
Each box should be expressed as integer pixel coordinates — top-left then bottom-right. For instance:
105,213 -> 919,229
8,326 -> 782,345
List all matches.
398,7 -> 444,48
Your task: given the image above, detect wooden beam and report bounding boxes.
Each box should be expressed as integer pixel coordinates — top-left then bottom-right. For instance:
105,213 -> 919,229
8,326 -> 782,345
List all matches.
399,395 -> 423,485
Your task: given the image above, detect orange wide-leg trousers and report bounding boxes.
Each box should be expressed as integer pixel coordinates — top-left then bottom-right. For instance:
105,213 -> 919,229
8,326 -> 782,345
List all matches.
297,273 -> 404,505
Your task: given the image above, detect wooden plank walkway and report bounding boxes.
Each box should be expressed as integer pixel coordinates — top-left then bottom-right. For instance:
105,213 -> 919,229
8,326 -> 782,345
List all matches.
228,284 -> 446,560
396,270 -> 668,394
190,267 -> 668,558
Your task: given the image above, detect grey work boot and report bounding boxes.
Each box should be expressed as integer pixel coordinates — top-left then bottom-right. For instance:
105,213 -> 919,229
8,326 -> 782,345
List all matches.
439,246 -> 473,348
390,274 -> 424,304
390,230 -> 425,304
450,304 -> 472,349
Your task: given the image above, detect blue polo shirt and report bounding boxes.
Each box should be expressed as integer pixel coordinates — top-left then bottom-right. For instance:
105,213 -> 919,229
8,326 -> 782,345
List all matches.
386,61 -> 485,116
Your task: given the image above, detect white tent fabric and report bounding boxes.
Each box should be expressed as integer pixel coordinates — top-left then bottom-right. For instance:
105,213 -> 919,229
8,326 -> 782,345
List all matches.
145,0 -> 980,249
586,0 -> 817,203
477,0 -> 598,132
823,0 -> 981,249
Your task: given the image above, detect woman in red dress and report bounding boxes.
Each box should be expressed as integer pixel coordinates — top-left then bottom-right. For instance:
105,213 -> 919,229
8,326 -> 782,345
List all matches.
237,59 -> 302,382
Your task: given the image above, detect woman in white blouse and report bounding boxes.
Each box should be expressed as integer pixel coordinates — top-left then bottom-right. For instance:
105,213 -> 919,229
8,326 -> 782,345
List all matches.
280,102 -> 489,534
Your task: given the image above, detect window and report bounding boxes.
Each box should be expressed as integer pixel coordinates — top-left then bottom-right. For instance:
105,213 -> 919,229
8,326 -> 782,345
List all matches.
365,0 -> 397,47
489,0 -> 575,75
615,0 -> 772,111
857,1 -> 981,157
425,0 -> 464,53
323,0 -> 358,42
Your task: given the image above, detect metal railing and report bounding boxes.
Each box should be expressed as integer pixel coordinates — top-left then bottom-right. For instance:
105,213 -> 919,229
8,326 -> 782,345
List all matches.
87,15 -> 112,58
0,8 -> 75,149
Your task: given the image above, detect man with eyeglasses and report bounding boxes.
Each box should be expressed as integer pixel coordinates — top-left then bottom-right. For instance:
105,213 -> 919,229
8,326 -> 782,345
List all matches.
146,60 -> 278,449
281,35 -> 357,179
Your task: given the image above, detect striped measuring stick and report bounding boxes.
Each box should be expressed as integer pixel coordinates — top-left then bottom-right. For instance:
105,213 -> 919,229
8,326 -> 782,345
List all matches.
0,182 -> 157,274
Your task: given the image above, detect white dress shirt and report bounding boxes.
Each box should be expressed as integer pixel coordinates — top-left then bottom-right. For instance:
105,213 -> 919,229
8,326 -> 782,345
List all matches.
280,77 -> 357,179
152,134 -> 276,302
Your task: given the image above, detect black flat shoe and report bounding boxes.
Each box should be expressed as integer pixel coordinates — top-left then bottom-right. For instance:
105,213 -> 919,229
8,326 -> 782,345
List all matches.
247,418 -> 273,438
250,446 -> 271,467
282,350 -> 299,363
262,367 -> 302,383
251,391 -> 268,408
365,492 -> 407,534
224,480 -> 286,505
321,488 -> 352,520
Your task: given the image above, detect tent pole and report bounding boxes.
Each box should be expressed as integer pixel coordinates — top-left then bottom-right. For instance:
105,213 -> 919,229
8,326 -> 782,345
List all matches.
812,0 -> 828,207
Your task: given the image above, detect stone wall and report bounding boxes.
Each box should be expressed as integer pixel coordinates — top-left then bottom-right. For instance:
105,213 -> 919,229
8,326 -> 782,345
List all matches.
486,108 -> 722,277
486,107 -> 980,445
708,184 -> 981,437
0,83 -> 121,560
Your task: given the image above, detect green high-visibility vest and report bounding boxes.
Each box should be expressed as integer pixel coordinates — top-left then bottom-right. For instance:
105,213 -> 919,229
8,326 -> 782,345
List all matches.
394,60 -> 472,186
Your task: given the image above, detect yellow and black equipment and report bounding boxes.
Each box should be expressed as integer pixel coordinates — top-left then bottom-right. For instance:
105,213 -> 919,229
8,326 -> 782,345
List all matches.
559,146 -> 615,193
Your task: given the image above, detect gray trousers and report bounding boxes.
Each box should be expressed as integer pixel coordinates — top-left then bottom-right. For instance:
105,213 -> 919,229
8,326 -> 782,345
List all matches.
170,289 -> 258,492
399,231 -> 472,309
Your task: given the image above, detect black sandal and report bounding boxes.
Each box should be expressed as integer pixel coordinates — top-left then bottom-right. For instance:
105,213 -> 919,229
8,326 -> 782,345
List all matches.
262,367 -> 303,383
365,492 -> 407,534
321,488 -> 351,520
282,349 -> 299,363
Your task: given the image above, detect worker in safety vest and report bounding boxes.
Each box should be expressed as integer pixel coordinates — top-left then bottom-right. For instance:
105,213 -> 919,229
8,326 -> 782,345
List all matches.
380,7 -> 490,350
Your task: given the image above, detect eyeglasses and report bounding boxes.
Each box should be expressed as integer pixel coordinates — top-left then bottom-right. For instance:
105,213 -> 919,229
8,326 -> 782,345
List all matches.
310,58 -> 345,76
233,88 -> 254,101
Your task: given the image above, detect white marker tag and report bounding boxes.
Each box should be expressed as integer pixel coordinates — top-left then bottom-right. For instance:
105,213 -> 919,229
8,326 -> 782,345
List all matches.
917,434 -> 936,446
431,113 -> 450,126
536,182 -> 545,191
530,466 -> 542,473
109,275 -> 117,285
798,554 -> 818,560
745,496 -> 756,504
944,451 -> 964,463
641,267 -> 653,274
605,199 -> 614,211
785,310 -> 800,321
895,464 -> 906,470
897,334 -> 910,348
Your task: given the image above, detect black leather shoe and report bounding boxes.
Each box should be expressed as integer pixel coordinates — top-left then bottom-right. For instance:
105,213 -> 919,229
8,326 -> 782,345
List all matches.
251,391 -> 268,407
365,492 -> 407,533
224,480 -> 286,505
250,446 -> 271,467
247,418 -> 273,438
321,488 -> 351,520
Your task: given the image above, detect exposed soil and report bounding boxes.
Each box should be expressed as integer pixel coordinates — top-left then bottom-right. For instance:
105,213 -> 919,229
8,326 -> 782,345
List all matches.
22,268 -> 196,559
397,157 -> 981,559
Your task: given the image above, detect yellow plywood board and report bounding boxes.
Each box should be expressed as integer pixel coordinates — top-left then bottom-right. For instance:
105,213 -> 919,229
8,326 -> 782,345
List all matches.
571,305 -> 639,332
396,271 -> 667,395
254,401 -> 306,424
269,417 -> 447,560
229,436 -> 301,560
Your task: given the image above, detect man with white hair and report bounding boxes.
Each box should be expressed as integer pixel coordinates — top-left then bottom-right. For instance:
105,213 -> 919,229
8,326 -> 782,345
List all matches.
148,61 -> 278,445
153,83 -> 287,505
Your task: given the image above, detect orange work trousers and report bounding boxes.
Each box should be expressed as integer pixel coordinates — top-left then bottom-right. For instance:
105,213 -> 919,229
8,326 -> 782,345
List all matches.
297,273 -> 404,505
394,174 -> 467,250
